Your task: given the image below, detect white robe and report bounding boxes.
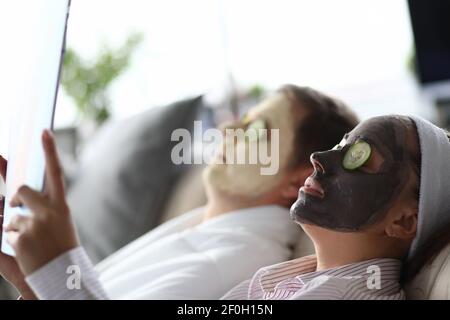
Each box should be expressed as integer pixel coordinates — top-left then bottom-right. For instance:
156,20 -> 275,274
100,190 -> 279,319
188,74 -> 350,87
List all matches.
96,205 -> 299,299
26,205 -> 300,300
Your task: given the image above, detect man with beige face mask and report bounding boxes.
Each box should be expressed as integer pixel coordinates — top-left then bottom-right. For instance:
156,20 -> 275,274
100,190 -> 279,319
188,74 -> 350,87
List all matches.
0,85 -> 359,300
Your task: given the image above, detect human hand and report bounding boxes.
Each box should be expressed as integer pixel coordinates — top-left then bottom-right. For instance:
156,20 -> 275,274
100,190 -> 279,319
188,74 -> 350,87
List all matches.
0,156 -> 36,299
5,130 -> 79,276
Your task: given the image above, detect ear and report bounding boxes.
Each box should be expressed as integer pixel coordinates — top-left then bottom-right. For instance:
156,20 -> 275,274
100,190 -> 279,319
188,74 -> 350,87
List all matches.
385,208 -> 418,240
280,165 -> 313,201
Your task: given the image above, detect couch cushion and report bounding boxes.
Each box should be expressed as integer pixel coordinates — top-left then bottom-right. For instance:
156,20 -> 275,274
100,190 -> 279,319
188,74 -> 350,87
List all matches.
405,243 -> 450,299
68,96 -> 204,262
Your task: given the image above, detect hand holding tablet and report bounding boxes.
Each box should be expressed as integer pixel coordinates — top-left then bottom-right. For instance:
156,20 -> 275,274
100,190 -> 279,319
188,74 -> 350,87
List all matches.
0,0 -> 79,295
4,130 -> 79,276
0,129 -> 78,299
0,0 -> 71,256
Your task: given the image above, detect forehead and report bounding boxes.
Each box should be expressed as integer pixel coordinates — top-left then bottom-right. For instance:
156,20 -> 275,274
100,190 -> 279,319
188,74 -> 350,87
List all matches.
348,116 -> 408,143
347,116 -> 411,163
246,93 -> 292,119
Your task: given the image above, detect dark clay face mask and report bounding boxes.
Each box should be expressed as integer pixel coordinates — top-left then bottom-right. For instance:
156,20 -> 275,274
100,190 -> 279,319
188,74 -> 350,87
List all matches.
291,116 -> 412,231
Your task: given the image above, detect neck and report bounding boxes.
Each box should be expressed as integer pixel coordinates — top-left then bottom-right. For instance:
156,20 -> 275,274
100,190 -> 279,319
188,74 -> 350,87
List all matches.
203,200 -> 235,222
311,231 -> 402,271
203,198 -> 256,222
203,191 -> 279,222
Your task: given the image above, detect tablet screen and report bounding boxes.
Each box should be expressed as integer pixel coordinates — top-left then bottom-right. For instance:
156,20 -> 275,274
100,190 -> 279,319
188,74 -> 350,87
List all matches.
1,0 -> 71,255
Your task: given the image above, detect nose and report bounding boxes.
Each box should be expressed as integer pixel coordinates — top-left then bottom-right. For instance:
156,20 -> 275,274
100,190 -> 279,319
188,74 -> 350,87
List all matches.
219,121 -> 239,133
219,122 -> 242,145
310,150 -> 340,174
310,152 -> 325,174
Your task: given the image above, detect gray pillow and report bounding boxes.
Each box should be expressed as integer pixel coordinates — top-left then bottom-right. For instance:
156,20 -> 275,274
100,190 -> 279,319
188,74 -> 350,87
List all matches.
68,96 -> 204,262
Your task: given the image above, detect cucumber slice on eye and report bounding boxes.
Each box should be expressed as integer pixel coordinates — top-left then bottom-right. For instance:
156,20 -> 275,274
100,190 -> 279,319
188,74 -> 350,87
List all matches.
342,141 -> 371,170
245,119 -> 267,142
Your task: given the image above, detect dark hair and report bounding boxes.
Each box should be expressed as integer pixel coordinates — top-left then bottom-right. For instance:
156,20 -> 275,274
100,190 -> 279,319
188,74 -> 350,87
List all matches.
278,85 -> 360,167
404,119 -> 421,204
402,131 -> 450,284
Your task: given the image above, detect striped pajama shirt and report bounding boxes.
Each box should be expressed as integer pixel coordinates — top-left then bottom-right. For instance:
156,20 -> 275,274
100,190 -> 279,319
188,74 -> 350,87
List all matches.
222,255 -> 405,300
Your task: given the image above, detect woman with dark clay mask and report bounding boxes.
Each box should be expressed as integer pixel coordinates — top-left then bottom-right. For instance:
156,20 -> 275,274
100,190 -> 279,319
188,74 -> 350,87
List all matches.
223,114 -> 430,300
291,116 -> 415,231
290,115 -> 422,272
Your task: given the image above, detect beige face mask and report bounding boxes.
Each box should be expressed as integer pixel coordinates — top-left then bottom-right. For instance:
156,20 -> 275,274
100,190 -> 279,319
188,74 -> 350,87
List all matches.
204,93 -> 297,198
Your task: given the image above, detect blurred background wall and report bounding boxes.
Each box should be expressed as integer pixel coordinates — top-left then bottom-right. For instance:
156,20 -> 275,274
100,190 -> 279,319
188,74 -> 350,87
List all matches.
0,0 -> 438,157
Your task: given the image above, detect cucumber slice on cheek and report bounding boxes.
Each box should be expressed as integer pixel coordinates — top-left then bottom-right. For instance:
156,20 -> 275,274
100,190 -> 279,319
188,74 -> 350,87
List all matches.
342,141 -> 371,170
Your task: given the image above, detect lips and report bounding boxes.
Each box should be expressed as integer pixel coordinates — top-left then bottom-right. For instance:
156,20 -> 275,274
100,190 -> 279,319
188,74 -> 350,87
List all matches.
300,176 -> 325,199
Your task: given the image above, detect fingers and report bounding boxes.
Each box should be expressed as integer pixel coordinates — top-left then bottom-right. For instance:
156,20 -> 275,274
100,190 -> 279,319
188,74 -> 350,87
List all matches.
0,155 -> 7,181
4,214 -> 30,233
0,194 -> 4,212
4,213 -> 31,251
6,232 -> 20,248
42,130 -> 65,204
5,214 -> 31,254
10,186 -> 48,216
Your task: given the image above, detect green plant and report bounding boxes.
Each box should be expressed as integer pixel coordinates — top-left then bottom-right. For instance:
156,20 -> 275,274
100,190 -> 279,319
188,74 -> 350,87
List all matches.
61,33 -> 144,125
247,84 -> 266,100
407,48 -> 418,79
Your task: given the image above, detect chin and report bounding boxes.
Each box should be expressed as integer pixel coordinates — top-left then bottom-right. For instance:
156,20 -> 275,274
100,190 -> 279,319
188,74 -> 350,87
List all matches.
290,197 -> 324,226
290,209 -> 312,226
290,194 -> 309,218
203,163 -> 223,182
203,165 -> 233,195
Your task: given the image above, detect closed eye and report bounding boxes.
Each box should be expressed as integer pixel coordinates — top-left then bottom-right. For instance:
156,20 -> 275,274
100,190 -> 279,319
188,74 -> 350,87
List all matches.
357,146 -> 384,174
